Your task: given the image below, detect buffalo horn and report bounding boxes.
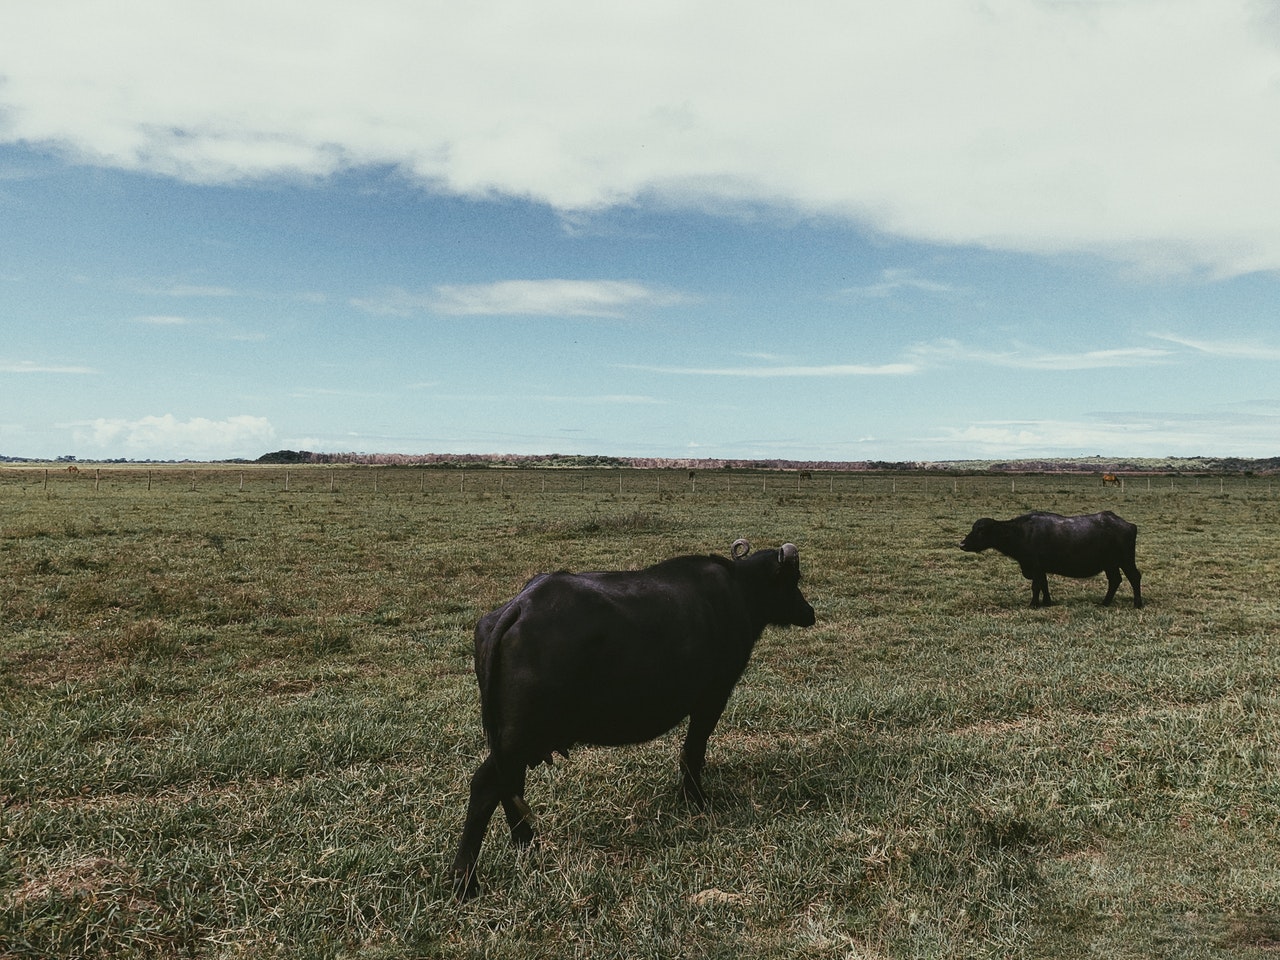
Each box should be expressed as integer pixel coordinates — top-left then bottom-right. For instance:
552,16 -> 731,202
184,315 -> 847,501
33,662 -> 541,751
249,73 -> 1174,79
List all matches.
731,538 -> 751,560
780,543 -> 799,563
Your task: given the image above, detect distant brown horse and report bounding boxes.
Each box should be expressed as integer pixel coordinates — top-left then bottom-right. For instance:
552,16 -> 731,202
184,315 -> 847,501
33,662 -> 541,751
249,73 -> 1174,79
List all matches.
1101,473 -> 1121,487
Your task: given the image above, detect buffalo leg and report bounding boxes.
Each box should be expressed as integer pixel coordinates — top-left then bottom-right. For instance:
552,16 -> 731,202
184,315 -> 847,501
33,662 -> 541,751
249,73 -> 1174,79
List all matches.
1125,563 -> 1143,608
1030,575 -> 1052,608
1101,567 -> 1122,605
680,704 -> 727,806
501,767 -> 534,847
451,754 -> 506,901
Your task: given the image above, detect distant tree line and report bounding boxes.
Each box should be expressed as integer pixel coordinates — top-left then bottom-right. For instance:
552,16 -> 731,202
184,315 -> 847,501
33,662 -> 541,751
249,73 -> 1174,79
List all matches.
248,450 -> 1280,474
4,449 -> 1276,473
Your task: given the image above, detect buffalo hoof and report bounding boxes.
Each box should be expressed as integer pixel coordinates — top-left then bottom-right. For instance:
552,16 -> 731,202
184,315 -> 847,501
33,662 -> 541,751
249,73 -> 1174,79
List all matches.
680,781 -> 710,808
511,822 -> 534,847
453,870 -> 479,902
509,795 -> 535,847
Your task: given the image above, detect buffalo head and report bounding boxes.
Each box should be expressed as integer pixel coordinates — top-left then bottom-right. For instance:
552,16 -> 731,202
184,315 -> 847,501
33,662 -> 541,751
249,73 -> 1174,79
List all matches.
960,518 -> 997,552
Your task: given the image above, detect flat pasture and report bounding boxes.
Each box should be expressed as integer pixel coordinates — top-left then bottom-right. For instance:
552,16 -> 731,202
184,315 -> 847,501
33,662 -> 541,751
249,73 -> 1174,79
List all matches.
2,466 -> 1279,958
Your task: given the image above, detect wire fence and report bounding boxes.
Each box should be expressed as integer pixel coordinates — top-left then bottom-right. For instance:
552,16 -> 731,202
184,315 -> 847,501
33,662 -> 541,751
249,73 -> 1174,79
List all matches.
2,464 -> 1274,501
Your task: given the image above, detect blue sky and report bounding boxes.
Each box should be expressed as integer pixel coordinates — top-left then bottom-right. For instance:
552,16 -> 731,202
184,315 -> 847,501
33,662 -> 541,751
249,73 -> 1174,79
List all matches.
3,1 -> 1280,462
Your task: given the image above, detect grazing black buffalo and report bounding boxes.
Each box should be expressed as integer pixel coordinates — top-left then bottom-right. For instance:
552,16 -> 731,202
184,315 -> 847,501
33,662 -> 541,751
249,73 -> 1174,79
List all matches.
960,510 -> 1143,609
451,539 -> 816,900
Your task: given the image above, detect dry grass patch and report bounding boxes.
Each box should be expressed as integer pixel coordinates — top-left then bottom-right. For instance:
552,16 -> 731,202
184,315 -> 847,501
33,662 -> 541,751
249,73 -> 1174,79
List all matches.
3,467 -> 1280,957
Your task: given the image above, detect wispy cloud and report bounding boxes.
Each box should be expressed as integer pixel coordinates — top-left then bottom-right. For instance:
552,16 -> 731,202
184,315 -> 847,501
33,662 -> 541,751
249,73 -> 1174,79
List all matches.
287,387 -> 385,400
842,268 -> 958,299
2,359 -> 95,374
348,288 -> 430,317
353,280 -> 691,318
135,283 -> 236,298
134,314 -> 195,326
1150,333 -> 1280,361
912,339 -> 1173,370
540,394 -> 668,405
652,339 -> 1174,381
734,352 -> 789,362
130,313 -> 266,342
434,280 -> 688,317
624,361 -> 919,377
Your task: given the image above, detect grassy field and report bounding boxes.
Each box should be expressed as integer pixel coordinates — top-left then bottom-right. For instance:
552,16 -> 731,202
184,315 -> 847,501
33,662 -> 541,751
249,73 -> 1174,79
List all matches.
2,465 -> 1279,958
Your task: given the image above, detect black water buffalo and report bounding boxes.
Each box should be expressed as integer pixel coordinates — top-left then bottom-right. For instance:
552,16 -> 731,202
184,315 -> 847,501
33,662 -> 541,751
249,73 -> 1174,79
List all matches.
960,510 -> 1143,608
451,539 -> 816,900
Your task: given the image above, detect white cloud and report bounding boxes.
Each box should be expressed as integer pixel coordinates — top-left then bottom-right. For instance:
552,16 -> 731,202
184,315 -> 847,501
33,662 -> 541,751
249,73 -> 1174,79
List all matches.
843,269 -> 958,299
1,359 -> 95,374
928,407 -> 1280,458
625,361 -> 919,377
540,394 -> 668,405
131,313 -> 268,341
3,2 -> 1279,275
348,288 -> 431,317
134,282 -> 236,298
433,280 -> 687,317
632,336 -> 1173,389
933,420 -> 1130,454
72,414 -> 275,460
912,339 -> 1173,370
353,279 -> 688,317
1150,333 -> 1280,361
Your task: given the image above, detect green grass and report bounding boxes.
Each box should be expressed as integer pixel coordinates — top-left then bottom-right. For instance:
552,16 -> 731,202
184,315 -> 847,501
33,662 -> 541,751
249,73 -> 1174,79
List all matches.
3,465 -> 1280,957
